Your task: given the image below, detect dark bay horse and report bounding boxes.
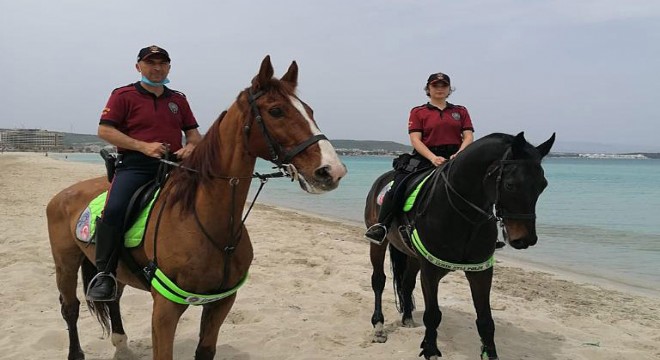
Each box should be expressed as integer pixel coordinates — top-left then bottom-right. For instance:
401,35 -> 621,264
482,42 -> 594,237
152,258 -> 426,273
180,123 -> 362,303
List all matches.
46,56 -> 347,360
364,132 -> 555,359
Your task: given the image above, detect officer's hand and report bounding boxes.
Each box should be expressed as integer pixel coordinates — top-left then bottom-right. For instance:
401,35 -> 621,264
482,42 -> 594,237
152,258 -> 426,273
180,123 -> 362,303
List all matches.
174,144 -> 195,159
142,142 -> 167,158
431,156 -> 447,167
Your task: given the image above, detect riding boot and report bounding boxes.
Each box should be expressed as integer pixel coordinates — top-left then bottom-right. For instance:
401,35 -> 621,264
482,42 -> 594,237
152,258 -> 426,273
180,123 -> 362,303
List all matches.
86,218 -> 122,302
365,190 -> 396,245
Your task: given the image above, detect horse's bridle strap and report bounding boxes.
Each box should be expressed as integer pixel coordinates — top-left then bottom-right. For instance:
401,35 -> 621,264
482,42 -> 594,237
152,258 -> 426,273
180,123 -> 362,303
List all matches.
281,134 -> 328,164
246,89 -> 327,167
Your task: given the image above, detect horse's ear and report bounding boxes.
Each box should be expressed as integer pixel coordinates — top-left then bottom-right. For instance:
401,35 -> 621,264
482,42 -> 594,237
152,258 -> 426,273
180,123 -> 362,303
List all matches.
280,61 -> 298,88
252,55 -> 275,90
511,132 -> 527,158
536,133 -> 556,158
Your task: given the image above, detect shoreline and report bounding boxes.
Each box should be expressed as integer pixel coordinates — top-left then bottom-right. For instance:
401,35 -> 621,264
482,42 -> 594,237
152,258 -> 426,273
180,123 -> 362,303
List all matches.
251,201 -> 660,300
17,151 -> 660,297
2,152 -> 659,359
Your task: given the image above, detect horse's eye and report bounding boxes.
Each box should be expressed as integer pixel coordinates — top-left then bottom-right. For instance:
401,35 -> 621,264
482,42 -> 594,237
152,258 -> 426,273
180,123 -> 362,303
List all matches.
268,108 -> 284,118
503,182 -> 516,192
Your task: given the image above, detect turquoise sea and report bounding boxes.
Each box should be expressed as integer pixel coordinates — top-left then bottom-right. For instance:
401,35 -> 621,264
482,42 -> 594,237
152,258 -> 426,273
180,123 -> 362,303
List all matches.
53,153 -> 660,295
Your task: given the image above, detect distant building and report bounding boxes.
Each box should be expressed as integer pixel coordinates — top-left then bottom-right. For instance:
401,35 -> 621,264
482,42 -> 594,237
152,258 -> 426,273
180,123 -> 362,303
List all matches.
0,128 -> 63,151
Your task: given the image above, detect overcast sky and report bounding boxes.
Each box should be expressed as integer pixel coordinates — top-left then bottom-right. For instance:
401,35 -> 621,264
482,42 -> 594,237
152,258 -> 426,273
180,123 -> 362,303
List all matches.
2,0 -> 659,151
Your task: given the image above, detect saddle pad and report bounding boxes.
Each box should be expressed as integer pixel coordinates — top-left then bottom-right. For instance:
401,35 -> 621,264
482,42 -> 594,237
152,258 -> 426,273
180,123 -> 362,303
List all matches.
376,181 -> 393,205
403,172 -> 435,212
75,190 -> 159,248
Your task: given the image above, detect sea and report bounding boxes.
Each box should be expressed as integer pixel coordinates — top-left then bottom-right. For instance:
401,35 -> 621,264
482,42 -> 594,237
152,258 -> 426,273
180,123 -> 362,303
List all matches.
52,153 -> 660,296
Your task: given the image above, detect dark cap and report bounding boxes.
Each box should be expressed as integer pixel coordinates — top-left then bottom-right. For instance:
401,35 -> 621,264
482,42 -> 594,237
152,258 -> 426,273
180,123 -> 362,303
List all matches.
427,72 -> 450,86
137,45 -> 170,62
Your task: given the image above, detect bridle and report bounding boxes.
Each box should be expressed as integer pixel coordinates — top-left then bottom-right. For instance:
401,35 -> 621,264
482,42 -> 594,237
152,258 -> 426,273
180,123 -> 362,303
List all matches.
428,147 -> 539,225
146,87 -> 331,291
245,89 -> 328,169
485,148 -> 539,221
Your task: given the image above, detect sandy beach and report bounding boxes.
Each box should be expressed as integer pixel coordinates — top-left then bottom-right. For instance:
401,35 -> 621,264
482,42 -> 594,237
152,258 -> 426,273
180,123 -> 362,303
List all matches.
0,152 -> 658,360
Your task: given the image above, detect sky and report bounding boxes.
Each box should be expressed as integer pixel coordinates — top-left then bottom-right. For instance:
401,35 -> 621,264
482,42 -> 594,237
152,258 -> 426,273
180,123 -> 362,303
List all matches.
1,0 -> 659,151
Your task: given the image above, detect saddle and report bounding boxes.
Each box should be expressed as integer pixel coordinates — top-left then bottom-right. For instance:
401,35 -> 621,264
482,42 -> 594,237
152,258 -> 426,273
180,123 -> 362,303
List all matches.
74,150 -> 174,247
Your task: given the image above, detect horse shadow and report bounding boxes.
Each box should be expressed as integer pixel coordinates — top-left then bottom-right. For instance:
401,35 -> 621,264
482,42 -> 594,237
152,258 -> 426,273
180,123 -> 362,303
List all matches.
83,339 -> 250,360
383,307 -> 565,360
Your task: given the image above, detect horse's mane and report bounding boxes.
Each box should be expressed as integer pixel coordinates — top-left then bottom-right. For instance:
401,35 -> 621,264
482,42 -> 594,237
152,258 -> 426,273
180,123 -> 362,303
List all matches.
468,132 -> 542,161
164,111 -> 225,215
165,79 -> 297,215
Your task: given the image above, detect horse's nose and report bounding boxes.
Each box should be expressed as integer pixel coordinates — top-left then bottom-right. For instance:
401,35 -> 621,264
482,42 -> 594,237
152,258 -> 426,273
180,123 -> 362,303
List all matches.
314,164 -> 346,185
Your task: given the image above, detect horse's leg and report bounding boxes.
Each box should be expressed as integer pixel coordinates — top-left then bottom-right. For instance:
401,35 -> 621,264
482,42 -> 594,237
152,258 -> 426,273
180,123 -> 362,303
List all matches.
151,293 -> 188,360
51,234 -> 86,360
418,265 -> 448,360
194,295 -> 237,360
400,257 -> 420,327
369,241 -> 388,343
108,284 -> 135,359
465,268 -> 499,360
388,244 -> 419,327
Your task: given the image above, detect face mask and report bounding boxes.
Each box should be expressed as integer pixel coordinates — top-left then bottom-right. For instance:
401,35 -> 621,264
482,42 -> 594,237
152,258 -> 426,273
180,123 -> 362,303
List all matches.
141,76 -> 170,86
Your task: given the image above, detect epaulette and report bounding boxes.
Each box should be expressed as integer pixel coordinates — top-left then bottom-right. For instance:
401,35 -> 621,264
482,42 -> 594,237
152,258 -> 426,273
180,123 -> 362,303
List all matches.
448,102 -> 466,110
111,83 -> 135,95
411,104 -> 427,112
171,89 -> 187,98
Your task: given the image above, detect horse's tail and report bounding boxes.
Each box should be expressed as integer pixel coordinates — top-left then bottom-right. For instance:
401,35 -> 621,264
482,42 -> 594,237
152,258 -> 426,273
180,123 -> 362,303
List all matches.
80,257 -> 111,336
389,243 -> 409,314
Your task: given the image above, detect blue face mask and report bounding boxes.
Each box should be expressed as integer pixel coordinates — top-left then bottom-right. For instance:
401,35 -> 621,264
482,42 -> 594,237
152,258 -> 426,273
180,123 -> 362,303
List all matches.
141,76 -> 170,87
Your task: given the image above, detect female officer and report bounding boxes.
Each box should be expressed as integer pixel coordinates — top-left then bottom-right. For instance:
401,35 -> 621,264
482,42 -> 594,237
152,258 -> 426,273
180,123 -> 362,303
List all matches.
365,72 -> 474,243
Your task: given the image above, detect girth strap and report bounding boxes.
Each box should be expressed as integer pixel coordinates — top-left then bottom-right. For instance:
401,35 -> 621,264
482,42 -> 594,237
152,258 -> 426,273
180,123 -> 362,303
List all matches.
150,267 -> 249,305
411,228 -> 495,272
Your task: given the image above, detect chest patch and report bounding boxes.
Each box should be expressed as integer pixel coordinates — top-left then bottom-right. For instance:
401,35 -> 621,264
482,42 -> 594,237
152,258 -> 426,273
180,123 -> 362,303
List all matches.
451,112 -> 461,121
168,102 -> 179,114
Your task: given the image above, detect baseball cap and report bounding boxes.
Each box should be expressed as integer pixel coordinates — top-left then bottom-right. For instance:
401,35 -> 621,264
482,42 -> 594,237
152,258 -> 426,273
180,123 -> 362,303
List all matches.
137,45 -> 171,62
427,72 -> 450,86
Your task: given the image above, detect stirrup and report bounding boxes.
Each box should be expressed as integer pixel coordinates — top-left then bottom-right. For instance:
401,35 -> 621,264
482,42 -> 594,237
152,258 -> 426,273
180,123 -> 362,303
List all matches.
86,272 -> 118,302
365,223 -> 387,246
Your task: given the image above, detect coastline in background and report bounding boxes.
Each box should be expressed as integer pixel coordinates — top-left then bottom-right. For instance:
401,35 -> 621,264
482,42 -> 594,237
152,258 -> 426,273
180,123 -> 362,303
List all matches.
49,152 -> 660,297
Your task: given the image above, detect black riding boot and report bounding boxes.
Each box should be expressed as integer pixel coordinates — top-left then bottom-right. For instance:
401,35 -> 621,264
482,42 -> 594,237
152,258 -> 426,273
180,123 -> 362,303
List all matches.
365,190 -> 396,245
86,218 -> 122,302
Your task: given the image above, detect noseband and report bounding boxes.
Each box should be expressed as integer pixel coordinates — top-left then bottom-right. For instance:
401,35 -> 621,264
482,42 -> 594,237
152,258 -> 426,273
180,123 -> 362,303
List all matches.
245,89 -> 328,168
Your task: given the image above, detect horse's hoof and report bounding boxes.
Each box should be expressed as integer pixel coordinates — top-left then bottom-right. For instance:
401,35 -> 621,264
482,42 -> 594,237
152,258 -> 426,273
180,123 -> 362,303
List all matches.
402,317 -> 416,328
372,323 -> 388,343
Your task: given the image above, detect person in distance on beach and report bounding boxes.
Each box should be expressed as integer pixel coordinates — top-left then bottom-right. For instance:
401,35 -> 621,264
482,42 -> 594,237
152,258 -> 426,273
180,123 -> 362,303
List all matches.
86,45 -> 202,301
365,72 -> 474,244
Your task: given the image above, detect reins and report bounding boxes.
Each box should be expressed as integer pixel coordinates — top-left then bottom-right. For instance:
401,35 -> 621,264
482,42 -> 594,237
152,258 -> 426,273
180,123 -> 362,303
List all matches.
145,86 -> 329,295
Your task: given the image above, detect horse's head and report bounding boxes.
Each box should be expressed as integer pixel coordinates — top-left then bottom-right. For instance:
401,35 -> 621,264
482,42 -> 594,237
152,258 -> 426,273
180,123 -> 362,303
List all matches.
241,56 -> 347,193
483,132 -> 555,249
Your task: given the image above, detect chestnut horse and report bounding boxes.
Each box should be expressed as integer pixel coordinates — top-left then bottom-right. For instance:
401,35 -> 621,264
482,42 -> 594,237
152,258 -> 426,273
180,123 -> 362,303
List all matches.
364,132 -> 554,359
47,56 -> 347,360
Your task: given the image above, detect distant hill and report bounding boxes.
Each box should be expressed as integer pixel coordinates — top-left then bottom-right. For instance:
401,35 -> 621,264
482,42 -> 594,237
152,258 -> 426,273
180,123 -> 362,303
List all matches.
56,134 -> 411,152
61,132 -> 106,146
331,140 -> 411,152
48,132 -> 660,158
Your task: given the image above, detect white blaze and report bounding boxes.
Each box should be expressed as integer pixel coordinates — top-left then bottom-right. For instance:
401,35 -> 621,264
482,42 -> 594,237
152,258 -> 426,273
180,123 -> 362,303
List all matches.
288,96 -> 345,175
